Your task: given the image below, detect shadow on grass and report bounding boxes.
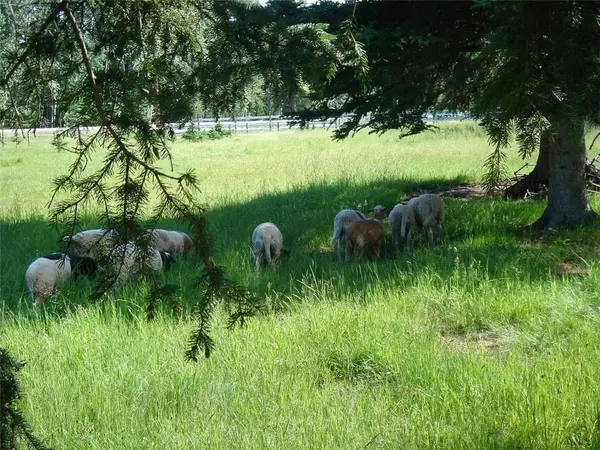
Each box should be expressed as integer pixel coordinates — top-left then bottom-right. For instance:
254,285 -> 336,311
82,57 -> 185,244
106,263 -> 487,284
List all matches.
3,175 -> 600,320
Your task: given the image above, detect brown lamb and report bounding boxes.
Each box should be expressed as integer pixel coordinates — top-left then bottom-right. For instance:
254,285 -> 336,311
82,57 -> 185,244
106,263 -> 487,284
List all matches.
345,219 -> 385,262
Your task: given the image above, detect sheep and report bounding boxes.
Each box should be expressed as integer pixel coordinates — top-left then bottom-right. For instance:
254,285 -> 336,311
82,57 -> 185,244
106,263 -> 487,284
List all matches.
62,229 -> 118,259
407,193 -> 445,245
330,209 -> 369,262
107,243 -> 175,284
251,222 -> 288,270
345,219 -> 385,262
372,205 -> 387,221
146,229 -> 195,256
25,253 -> 98,306
389,193 -> 445,251
388,203 -> 417,251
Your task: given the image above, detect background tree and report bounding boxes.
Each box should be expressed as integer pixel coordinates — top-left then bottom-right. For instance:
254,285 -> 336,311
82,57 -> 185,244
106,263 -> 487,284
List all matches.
297,0 -> 600,229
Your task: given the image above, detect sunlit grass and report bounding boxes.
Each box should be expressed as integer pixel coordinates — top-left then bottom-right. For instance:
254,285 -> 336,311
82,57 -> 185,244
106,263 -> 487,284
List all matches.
2,123 -> 600,449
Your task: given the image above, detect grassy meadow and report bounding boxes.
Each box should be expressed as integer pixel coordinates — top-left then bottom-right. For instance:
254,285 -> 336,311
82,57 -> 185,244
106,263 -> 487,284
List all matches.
2,123 -> 600,449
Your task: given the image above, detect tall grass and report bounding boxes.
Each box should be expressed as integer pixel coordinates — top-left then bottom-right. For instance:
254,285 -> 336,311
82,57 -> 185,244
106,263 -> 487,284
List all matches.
2,123 -> 600,449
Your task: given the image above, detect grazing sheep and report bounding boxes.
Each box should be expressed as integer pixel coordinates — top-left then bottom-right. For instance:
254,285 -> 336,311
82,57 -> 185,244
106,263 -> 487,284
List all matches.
388,203 -> 417,251
345,219 -> 385,262
62,228 -> 118,259
252,222 -> 287,270
407,193 -> 445,245
389,194 -> 445,251
107,243 -> 175,284
25,253 -> 98,306
330,209 -> 369,262
146,229 -> 195,256
372,205 -> 387,220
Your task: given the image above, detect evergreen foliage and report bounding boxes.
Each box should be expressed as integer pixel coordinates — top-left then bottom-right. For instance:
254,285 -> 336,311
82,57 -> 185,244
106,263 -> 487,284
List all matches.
0,347 -> 51,450
182,123 -> 232,142
296,0 -> 600,227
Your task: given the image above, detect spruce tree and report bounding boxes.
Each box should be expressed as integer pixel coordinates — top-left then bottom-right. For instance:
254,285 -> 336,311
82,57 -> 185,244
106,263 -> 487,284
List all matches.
297,0 -> 600,229
0,347 -> 51,450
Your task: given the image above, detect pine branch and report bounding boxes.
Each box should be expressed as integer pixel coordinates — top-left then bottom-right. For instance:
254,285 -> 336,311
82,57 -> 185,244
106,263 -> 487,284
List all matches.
480,115 -> 511,194
0,348 -> 52,450
1,1 -> 65,88
482,142 -> 508,195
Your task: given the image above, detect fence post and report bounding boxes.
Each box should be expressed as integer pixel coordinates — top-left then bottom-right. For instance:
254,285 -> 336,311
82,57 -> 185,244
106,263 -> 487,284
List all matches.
246,122 -> 249,133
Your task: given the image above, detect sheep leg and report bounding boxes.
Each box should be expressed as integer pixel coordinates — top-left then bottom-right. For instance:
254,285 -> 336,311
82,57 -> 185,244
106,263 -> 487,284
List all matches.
427,226 -> 434,245
271,245 -> 280,264
343,237 -> 352,262
436,222 -> 444,243
253,250 -> 262,271
33,294 -> 46,308
405,231 -> 412,251
354,246 -> 363,261
372,243 -> 381,262
264,244 -> 273,266
392,233 -> 399,252
345,241 -> 353,262
339,237 -> 346,263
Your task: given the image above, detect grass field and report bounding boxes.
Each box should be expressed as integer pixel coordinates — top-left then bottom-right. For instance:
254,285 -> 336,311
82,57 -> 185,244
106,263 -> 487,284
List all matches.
2,124 -> 600,449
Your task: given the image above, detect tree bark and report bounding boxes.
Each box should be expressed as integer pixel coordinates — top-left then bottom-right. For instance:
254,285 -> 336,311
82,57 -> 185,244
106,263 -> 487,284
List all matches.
531,118 -> 596,230
504,129 -> 551,198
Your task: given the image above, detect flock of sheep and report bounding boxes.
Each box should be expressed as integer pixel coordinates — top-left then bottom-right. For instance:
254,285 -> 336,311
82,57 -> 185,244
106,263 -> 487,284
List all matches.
25,229 -> 193,306
25,193 -> 445,306
253,192 -> 445,268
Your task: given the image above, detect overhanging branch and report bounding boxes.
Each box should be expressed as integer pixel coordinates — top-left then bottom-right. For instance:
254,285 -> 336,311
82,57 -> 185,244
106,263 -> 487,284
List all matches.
1,1 -> 66,87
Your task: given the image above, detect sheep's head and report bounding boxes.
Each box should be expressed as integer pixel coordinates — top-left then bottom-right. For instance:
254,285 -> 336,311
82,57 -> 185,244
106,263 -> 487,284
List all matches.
159,251 -> 176,271
372,205 -> 387,220
183,234 -> 196,254
70,255 -> 99,280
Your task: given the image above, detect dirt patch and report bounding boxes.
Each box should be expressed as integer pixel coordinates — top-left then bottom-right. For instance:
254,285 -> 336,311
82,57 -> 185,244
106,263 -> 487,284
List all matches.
317,245 -> 335,254
554,260 -> 590,277
440,330 -> 514,356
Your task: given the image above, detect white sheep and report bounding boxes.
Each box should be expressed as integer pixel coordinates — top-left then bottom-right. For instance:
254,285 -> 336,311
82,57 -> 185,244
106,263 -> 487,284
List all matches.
330,209 -> 369,262
146,229 -> 195,256
252,222 -> 288,270
25,253 -> 98,306
389,194 -> 445,251
107,243 -> 175,284
407,193 -> 445,244
388,203 -> 416,251
62,228 -> 118,259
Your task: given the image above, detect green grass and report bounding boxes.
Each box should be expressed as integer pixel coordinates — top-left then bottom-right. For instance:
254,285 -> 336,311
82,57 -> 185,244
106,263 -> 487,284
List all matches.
2,123 -> 600,449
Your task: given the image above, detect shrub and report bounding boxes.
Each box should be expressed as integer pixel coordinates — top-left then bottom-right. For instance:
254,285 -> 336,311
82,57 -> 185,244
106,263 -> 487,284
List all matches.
182,123 -> 232,142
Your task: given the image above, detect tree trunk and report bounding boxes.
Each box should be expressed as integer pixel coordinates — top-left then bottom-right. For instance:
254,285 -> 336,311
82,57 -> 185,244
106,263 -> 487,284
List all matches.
531,118 -> 596,230
504,129 -> 551,198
